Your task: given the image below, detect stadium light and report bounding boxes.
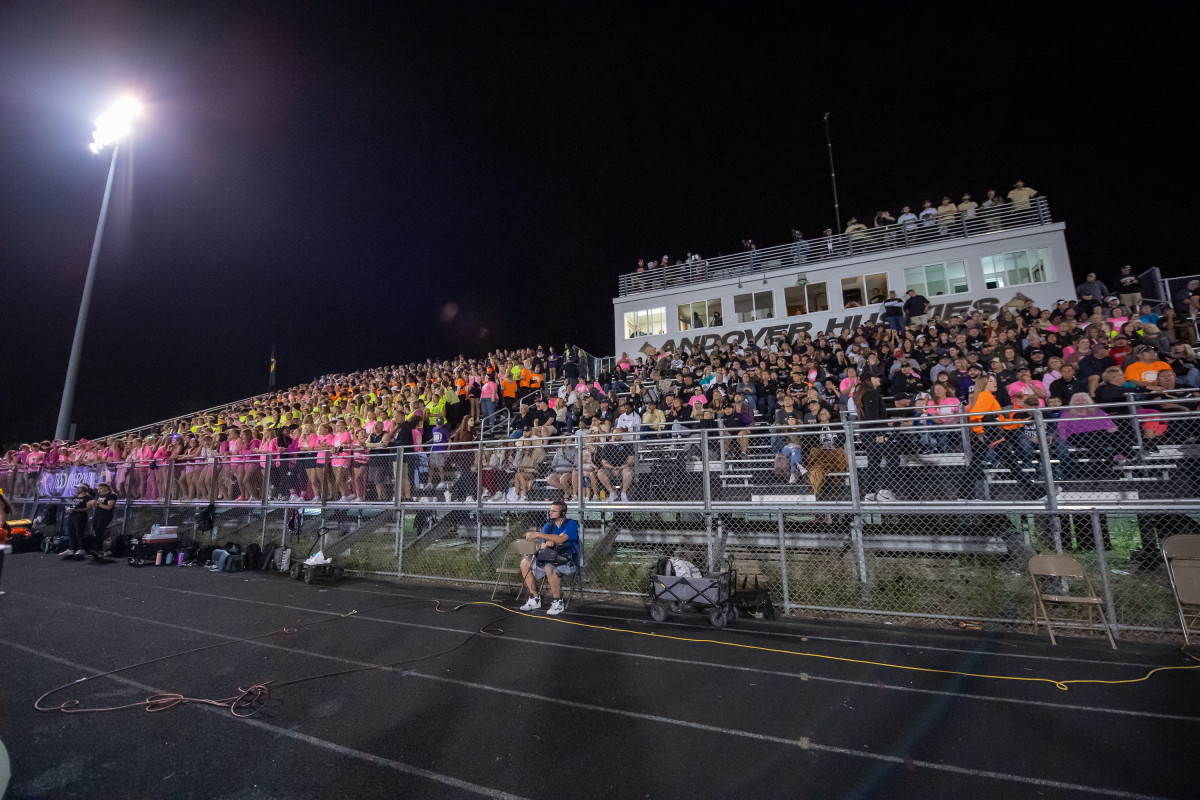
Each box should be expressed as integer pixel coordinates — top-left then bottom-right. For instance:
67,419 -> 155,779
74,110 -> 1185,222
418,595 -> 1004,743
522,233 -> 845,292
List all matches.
55,96 -> 141,440
89,96 -> 141,153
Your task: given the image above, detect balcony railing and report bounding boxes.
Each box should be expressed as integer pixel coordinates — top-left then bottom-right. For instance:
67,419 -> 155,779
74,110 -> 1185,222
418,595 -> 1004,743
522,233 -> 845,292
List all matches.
618,196 -> 1053,297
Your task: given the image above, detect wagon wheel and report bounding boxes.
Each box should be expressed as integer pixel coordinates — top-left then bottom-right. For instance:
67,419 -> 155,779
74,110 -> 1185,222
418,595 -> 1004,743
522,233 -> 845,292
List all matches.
725,606 -> 738,626
289,562 -> 303,580
303,565 -> 317,584
648,600 -> 669,623
670,602 -> 685,614
708,608 -> 727,629
331,566 -> 344,581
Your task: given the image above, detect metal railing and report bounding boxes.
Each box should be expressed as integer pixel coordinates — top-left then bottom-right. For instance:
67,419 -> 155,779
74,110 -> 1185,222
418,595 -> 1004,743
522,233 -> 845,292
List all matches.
617,196 -> 1053,297
7,391 -> 1197,641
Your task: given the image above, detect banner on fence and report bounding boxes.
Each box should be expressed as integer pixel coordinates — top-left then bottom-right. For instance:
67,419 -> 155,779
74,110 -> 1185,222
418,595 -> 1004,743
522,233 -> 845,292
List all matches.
38,465 -> 114,498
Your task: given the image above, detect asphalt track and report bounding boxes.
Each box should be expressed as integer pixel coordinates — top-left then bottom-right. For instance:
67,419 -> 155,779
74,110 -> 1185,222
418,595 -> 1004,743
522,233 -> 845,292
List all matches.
2,553 -> 1198,799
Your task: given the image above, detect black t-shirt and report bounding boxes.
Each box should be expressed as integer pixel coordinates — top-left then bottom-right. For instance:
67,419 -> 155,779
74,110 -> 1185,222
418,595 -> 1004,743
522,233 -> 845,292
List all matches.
1078,354 -> 1116,380
93,492 -> 117,518
68,496 -> 89,516
600,443 -> 633,468
531,407 -> 555,426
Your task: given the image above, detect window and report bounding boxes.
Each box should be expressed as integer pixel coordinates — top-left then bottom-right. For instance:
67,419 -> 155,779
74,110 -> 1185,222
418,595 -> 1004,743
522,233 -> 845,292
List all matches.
981,247 -> 1054,290
840,272 -> 889,308
677,298 -> 723,331
783,282 -> 829,316
624,307 -> 666,339
733,290 -> 775,323
904,260 -> 968,298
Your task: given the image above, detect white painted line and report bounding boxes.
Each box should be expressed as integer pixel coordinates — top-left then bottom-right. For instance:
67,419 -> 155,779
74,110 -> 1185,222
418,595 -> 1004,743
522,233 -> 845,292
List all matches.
88,573 -> 1169,669
406,669 -> 1174,800
9,590 -> 1197,725
0,639 -> 528,800
3,610 -> 1175,800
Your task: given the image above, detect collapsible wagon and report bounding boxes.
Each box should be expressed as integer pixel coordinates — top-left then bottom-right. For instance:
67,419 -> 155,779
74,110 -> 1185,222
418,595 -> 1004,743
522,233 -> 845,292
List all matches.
646,557 -> 737,628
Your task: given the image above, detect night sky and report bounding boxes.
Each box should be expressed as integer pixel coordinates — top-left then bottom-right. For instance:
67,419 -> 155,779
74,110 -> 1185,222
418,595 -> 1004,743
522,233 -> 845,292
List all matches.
2,2 -> 1195,446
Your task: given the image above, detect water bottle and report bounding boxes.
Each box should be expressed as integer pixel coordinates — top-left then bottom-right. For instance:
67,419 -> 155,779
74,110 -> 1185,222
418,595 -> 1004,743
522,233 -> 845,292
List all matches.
155,550 -> 163,566
178,552 -> 185,566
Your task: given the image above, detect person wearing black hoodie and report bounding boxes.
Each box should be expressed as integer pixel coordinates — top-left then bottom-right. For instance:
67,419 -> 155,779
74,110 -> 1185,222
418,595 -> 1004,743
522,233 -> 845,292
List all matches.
855,375 -> 896,501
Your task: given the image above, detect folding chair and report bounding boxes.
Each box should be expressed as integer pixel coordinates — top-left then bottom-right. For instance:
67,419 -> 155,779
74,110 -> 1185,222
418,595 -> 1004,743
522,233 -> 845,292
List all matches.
1028,554 -> 1117,649
490,539 -> 536,601
1162,535 -> 1200,645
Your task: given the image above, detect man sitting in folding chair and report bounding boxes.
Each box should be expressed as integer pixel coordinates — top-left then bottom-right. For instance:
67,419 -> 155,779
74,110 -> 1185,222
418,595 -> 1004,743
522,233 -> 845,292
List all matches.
519,500 -> 579,616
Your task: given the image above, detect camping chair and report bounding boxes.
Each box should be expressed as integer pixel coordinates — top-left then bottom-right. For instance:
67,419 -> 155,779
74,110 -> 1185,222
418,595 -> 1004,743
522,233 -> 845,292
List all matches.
1028,554 -> 1117,649
535,559 -> 582,611
1162,535 -> 1200,645
490,539 -> 536,601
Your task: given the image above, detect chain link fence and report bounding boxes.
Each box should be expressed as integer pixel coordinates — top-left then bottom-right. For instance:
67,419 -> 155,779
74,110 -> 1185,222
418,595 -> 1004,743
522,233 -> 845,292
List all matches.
6,408 -> 1200,641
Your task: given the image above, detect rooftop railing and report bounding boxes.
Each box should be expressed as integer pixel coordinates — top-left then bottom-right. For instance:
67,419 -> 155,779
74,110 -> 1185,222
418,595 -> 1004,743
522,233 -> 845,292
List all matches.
617,196 -> 1053,297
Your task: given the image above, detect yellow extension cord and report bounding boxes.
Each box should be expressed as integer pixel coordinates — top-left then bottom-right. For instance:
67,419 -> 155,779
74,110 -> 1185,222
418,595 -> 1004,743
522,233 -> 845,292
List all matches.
456,601 -> 1200,692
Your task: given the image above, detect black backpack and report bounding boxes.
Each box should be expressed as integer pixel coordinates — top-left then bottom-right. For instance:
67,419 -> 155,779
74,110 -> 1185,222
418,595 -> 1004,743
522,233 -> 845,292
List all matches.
260,541 -> 277,570
243,543 -> 262,570
224,542 -> 243,556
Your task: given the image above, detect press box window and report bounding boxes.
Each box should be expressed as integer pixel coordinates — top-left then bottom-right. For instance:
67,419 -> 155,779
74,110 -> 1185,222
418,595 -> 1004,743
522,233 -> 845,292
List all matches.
981,247 -> 1054,290
677,298 -> 722,331
904,261 -> 968,297
733,291 -> 775,323
783,282 -> 829,316
624,307 -> 666,339
840,272 -> 888,308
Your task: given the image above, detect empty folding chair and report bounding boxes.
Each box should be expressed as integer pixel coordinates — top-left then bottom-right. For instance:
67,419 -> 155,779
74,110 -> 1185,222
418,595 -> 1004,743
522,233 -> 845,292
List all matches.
1028,554 -> 1117,649
1162,535 -> 1200,645
490,539 -> 537,601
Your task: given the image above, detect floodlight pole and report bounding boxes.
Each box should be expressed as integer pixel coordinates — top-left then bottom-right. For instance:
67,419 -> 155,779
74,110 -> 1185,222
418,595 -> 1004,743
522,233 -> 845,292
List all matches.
823,112 -> 841,234
55,144 -> 119,441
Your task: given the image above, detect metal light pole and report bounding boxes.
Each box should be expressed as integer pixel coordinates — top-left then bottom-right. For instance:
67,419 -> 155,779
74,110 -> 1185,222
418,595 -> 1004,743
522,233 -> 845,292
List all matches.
55,97 -> 141,441
823,112 -> 841,233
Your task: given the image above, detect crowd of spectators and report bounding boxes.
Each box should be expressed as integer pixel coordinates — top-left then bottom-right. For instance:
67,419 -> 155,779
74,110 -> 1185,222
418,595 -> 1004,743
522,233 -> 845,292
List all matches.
0,345 -> 584,505
5,266 -> 1200,513
630,180 -> 1047,285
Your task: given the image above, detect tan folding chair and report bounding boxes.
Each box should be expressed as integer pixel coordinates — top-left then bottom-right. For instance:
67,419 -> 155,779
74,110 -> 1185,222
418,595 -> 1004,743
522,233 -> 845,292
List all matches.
1028,554 -> 1117,649
490,539 -> 536,601
1162,535 -> 1200,645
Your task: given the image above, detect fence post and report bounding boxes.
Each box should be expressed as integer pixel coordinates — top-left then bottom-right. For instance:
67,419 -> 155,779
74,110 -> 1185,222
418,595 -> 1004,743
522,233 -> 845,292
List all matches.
119,488 -> 132,538
260,457 -> 272,547
29,466 -> 44,522
1032,409 -> 1064,554
700,428 -> 712,512
842,419 -> 869,587
575,430 -> 586,571
162,458 -> 174,525
1090,509 -> 1119,639
397,504 -> 406,575
398,448 -> 408,510
776,509 -> 789,615
1126,393 -> 1147,465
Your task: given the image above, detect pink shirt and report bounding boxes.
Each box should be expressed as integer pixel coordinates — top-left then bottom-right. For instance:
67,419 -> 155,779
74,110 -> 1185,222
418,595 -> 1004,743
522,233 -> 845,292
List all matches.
331,432 -> 353,466
481,381 -> 498,400
927,397 -> 962,418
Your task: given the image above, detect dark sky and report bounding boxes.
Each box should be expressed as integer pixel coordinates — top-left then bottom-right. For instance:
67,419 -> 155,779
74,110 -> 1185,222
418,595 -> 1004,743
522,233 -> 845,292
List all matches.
2,2 -> 1196,446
